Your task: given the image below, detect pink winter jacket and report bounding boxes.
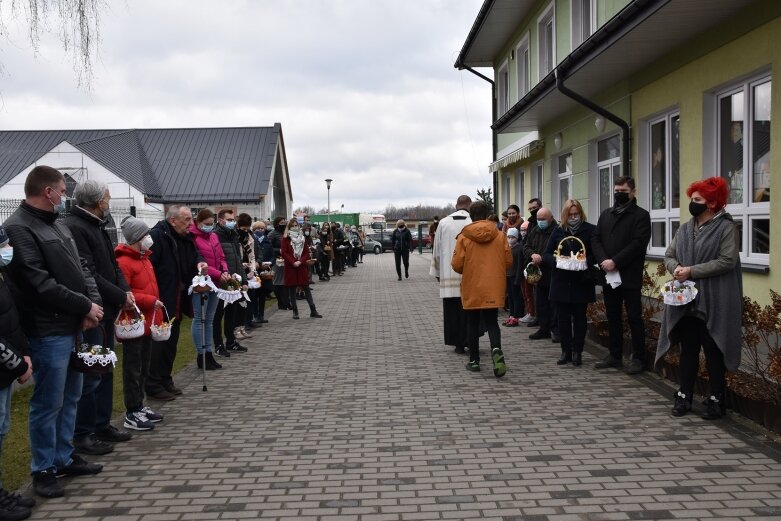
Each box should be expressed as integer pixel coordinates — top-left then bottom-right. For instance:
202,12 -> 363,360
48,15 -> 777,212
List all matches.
189,224 -> 228,280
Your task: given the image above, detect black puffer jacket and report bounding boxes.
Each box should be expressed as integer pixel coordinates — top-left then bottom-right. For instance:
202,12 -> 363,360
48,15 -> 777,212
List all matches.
215,224 -> 244,283
0,271 -> 30,389
4,202 -> 100,337
523,221 -> 558,287
149,220 -> 203,318
591,199 -> 652,290
391,227 -> 412,252
64,205 -> 129,321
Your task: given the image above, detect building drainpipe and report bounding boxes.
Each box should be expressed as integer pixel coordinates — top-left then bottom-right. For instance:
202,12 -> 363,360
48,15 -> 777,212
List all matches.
555,69 -> 631,179
461,65 -> 498,212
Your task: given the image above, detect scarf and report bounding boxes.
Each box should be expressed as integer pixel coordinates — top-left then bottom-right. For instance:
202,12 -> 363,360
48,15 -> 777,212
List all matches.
290,233 -> 305,259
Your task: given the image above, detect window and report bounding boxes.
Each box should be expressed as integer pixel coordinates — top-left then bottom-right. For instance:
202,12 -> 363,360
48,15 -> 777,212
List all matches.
538,4 -> 555,79
516,168 -> 525,206
597,135 -> 621,214
516,36 -> 530,99
715,74 -> 771,263
571,0 -> 596,48
503,175 -> 511,209
532,162 -> 544,201
646,112 -> 680,255
497,61 -> 510,115
556,153 -> 572,215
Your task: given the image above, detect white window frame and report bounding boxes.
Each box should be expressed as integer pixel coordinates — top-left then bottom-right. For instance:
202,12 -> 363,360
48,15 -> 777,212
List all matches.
497,60 -> 510,115
532,161 -> 544,202
515,34 -> 530,100
596,134 -> 622,216
571,0 -> 596,49
555,152 -> 573,216
516,167 -> 525,206
537,3 -> 556,80
711,72 -> 771,265
645,112 -> 681,256
502,174 -> 511,209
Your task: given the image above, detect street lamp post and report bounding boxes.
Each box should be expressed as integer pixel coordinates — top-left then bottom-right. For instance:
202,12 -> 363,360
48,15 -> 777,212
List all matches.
325,178 -> 333,215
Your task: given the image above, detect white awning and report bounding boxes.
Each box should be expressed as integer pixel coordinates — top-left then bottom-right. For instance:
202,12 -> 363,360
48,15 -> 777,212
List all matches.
488,140 -> 544,172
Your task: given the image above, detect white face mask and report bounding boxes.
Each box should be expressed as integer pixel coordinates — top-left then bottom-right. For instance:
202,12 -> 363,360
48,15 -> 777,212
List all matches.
289,229 -> 300,238
140,235 -> 154,251
0,246 -> 13,267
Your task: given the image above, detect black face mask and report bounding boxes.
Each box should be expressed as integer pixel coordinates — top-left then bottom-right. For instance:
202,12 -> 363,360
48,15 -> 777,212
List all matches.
614,192 -> 630,206
398,225 -> 405,229
689,201 -> 708,217
529,209 -> 538,219
275,224 -> 285,232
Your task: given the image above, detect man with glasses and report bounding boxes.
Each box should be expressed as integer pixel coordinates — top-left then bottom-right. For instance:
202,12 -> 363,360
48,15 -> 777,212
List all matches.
591,176 -> 652,374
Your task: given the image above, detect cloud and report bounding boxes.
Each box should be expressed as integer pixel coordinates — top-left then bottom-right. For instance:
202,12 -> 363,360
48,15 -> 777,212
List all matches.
0,0 -> 493,213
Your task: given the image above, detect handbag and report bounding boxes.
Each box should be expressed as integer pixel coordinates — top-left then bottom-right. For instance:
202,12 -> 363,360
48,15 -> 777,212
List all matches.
554,236 -> 588,271
70,327 -> 117,375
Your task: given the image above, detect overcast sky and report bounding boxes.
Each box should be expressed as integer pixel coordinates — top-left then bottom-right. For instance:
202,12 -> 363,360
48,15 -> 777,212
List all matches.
0,0 -> 493,214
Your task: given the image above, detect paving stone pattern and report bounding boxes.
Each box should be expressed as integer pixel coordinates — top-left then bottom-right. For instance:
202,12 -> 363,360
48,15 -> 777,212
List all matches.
26,253 -> 781,520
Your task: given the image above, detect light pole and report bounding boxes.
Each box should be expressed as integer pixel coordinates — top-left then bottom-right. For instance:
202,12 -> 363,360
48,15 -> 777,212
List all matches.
325,178 -> 332,215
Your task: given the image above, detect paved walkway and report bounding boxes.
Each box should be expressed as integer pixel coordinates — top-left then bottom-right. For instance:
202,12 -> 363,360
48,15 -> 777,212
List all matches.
27,252 -> 781,520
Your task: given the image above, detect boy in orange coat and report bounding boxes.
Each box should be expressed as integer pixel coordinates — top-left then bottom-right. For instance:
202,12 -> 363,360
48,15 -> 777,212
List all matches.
451,201 -> 513,377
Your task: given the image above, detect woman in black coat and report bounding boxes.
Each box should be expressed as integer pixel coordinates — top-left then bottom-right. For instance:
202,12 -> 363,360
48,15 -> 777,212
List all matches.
543,199 -> 596,367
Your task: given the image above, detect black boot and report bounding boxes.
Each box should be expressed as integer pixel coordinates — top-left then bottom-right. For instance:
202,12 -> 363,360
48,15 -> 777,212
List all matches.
556,349 -> 572,365
671,390 -> 693,417
572,351 -> 582,367
205,352 -> 222,370
701,393 -> 726,419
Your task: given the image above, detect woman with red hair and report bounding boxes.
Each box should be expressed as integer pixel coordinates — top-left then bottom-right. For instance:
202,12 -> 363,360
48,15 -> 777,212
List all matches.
656,176 -> 742,419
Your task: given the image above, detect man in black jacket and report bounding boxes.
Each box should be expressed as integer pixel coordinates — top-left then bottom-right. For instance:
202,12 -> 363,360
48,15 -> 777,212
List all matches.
147,205 -> 206,400
214,209 -> 248,355
591,176 -> 652,374
4,166 -> 104,498
65,180 -> 134,456
523,208 -> 559,340
391,219 -> 412,281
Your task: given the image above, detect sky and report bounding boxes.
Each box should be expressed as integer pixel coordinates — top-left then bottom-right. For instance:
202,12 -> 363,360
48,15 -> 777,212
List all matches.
0,0 -> 494,214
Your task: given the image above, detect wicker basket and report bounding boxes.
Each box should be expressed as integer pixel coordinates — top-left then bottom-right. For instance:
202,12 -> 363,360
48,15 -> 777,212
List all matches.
115,305 -> 145,340
150,306 -> 174,342
71,329 -> 117,375
259,270 -> 274,281
523,262 -> 542,284
661,280 -> 698,306
554,236 -> 588,271
305,259 -> 317,266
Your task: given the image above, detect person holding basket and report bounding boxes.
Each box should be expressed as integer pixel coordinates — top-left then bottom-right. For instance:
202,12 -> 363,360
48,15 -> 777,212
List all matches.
543,200 -> 596,367
115,217 -> 165,431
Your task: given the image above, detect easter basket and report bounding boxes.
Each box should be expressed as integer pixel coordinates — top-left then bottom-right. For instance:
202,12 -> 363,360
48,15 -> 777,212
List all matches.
115,305 -> 145,340
523,262 -> 542,284
70,328 -> 117,375
215,274 -> 244,304
554,236 -> 588,271
259,270 -> 274,281
150,305 -> 176,342
247,275 -> 262,289
305,259 -> 317,266
190,274 -> 216,294
661,280 -> 698,306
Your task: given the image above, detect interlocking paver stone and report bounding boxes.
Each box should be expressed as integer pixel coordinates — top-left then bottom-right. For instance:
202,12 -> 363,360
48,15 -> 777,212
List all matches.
21,253 -> 781,520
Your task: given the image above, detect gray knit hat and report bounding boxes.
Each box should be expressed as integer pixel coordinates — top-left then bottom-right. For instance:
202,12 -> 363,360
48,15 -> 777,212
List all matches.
120,216 -> 149,244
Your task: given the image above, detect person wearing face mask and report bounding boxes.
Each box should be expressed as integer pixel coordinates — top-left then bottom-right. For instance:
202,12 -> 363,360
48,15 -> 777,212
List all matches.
391,219 -> 413,281
502,227 -> 524,327
657,177 -> 741,420
523,207 -> 559,341
189,209 -> 227,370
4,166 -> 104,498
248,221 -> 271,326
591,176 -> 652,375
317,223 -> 334,281
267,216 -> 291,310
213,209 -> 249,355
236,213 -> 258,334
543,200 -> 596,367
0,225 -> 37,517
281,221 -> 322,319
527,198 -> 542,229
114,217 -> 165,433
504,205 -> 524,236
65,180 -> 135,456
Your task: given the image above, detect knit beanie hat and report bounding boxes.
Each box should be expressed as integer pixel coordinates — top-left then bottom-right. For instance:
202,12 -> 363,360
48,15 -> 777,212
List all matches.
507,227 -> 519,239
121,216 -> 149,244
0,225 -> 8,248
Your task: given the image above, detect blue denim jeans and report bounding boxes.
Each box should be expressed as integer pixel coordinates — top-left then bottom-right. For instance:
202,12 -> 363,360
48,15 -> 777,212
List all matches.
75,322 -> 115,439
191,292 -> 219,354
28,335 -> 83,474
0,384 -> 13,488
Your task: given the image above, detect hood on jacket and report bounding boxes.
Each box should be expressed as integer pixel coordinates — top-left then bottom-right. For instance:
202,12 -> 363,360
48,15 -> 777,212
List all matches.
461,220 -> 501,244
115,243 -> 147,260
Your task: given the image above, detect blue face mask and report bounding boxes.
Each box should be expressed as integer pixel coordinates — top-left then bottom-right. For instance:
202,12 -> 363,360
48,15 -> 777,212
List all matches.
538,220 -> 550,231
225,221 -> 237,230
199,225 -> 214,233
47,189 -> 67,214
0,246 -> 12,267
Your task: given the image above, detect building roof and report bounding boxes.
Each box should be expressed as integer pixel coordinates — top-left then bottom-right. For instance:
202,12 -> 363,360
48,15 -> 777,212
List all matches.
0,124 -> 287,203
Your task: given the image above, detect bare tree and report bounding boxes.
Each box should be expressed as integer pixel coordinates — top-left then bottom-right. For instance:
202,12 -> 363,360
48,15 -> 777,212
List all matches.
0,0 -> 106,88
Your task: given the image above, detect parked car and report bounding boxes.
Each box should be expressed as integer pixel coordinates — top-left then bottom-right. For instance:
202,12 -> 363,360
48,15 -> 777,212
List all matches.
411,232 -> 431,250
368,231 -> 393,252
363,236 -> 383,254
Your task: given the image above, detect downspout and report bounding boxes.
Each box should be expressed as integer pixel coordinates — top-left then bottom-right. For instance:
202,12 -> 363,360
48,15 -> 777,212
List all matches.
461,65 -> 498,212
555,69 -> 630,178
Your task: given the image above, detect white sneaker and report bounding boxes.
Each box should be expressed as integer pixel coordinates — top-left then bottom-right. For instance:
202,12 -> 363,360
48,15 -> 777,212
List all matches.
519,314 -> 534,323
140,406 -> 163,423
123,411 -> 154,431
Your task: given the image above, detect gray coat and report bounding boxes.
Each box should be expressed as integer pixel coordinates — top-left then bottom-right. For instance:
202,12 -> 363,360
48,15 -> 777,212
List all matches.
655,212 -> 742,370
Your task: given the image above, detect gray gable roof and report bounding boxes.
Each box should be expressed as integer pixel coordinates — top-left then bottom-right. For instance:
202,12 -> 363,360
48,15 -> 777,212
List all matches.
0,124 -> 285,203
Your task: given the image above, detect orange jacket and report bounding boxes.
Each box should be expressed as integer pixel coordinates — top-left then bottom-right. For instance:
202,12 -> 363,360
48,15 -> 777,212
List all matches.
451,220 -> 513,310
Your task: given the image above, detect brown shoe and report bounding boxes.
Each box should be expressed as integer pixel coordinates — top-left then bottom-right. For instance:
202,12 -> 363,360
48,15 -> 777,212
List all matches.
148,390 -> 176,401
165,386 -> 183,396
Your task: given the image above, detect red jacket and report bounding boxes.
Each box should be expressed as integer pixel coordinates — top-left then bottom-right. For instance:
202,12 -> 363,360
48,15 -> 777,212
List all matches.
281,236 -> 311,287
190,223 -> 228,280
115,244 -> 160,336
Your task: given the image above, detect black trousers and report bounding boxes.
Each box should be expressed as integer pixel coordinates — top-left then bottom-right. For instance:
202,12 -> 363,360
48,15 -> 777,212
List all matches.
122,335 -> 152,413
556,301 -> 588,354
394,249 -> 410,277
602,284 -> 645,361
289,286 -> 316,315
75,321 -> 115,439
675,316 -> 726,397
213,300 -> 238,347
507,277 -> 523,318
146,318 -> 182,395
274,284 -> 290,309
466,308 -> 500,363
533,284 -> 557,333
